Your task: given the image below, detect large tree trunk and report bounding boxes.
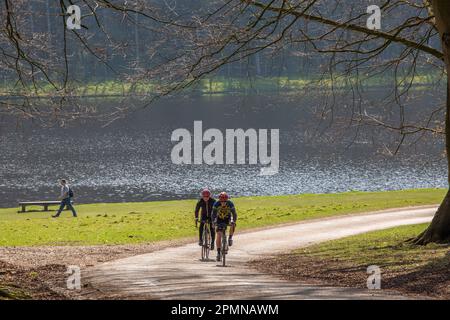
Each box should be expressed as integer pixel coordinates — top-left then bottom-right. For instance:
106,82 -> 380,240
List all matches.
413,189 -> 450,244
412,0 -> 450,245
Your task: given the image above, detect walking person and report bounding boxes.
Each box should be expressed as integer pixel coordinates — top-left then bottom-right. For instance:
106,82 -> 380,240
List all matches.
52,179 -> 77,218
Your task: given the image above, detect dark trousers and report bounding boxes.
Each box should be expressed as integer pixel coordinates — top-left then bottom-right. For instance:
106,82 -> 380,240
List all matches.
199,219 -> 215,244
55,198 -> 77,217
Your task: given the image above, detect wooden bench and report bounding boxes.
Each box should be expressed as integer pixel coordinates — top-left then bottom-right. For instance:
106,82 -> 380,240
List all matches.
18,201 -> 70,213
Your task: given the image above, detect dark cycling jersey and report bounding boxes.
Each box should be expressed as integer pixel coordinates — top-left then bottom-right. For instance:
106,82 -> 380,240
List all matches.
195,197 -> 216,220
212,200 -> 237,224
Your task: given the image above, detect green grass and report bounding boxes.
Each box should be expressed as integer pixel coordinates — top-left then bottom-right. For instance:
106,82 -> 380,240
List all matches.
0,188 -> 444,247
296,223 -> 450,272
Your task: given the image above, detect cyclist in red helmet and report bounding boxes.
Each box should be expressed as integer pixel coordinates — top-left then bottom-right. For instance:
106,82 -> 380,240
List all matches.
212,192 -> 237,262
195,189 -> 216,249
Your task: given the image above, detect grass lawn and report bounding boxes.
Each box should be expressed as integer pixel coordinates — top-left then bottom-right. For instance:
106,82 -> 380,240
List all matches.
297,224 -> 448,269
0,188 -> 444,247
253,223 -> 450,298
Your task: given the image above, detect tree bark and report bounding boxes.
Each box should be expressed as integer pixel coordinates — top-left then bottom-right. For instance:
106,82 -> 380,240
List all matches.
412,0 -> 450,245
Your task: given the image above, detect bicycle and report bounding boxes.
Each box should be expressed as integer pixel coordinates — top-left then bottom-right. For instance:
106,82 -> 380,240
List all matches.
196,218 -> 212,261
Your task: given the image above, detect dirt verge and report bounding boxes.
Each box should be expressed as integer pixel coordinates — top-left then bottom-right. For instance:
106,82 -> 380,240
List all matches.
0,237 -> 194,299
249,251 -> 450,299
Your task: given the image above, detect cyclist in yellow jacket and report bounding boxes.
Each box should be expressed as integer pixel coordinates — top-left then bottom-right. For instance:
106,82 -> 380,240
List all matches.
211,192 -> 237,262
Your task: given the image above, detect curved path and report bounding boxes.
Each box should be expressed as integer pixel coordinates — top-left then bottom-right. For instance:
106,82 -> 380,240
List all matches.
83,206 -> 436,300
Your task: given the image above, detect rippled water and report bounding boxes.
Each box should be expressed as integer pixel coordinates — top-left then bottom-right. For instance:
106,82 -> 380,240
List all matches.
0,93 -> 446,207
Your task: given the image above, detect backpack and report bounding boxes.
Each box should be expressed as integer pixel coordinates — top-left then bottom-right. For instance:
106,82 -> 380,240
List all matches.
68,187 -> 74,198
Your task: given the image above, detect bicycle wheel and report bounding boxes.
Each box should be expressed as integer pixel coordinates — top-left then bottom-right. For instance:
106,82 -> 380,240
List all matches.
222,249 -> 226,267
222,230 -> 227,267
201,244 -> 206,260
201,223 -> 206,260
201,225 -> 207,260
204,224 -> 211,260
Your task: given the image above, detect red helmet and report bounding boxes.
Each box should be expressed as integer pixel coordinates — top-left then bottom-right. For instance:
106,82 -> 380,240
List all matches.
201,189 -> 211,197
218,192 -> 229,201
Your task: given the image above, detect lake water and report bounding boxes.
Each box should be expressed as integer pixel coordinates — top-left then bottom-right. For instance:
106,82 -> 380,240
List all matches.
0,92 -> 446,207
